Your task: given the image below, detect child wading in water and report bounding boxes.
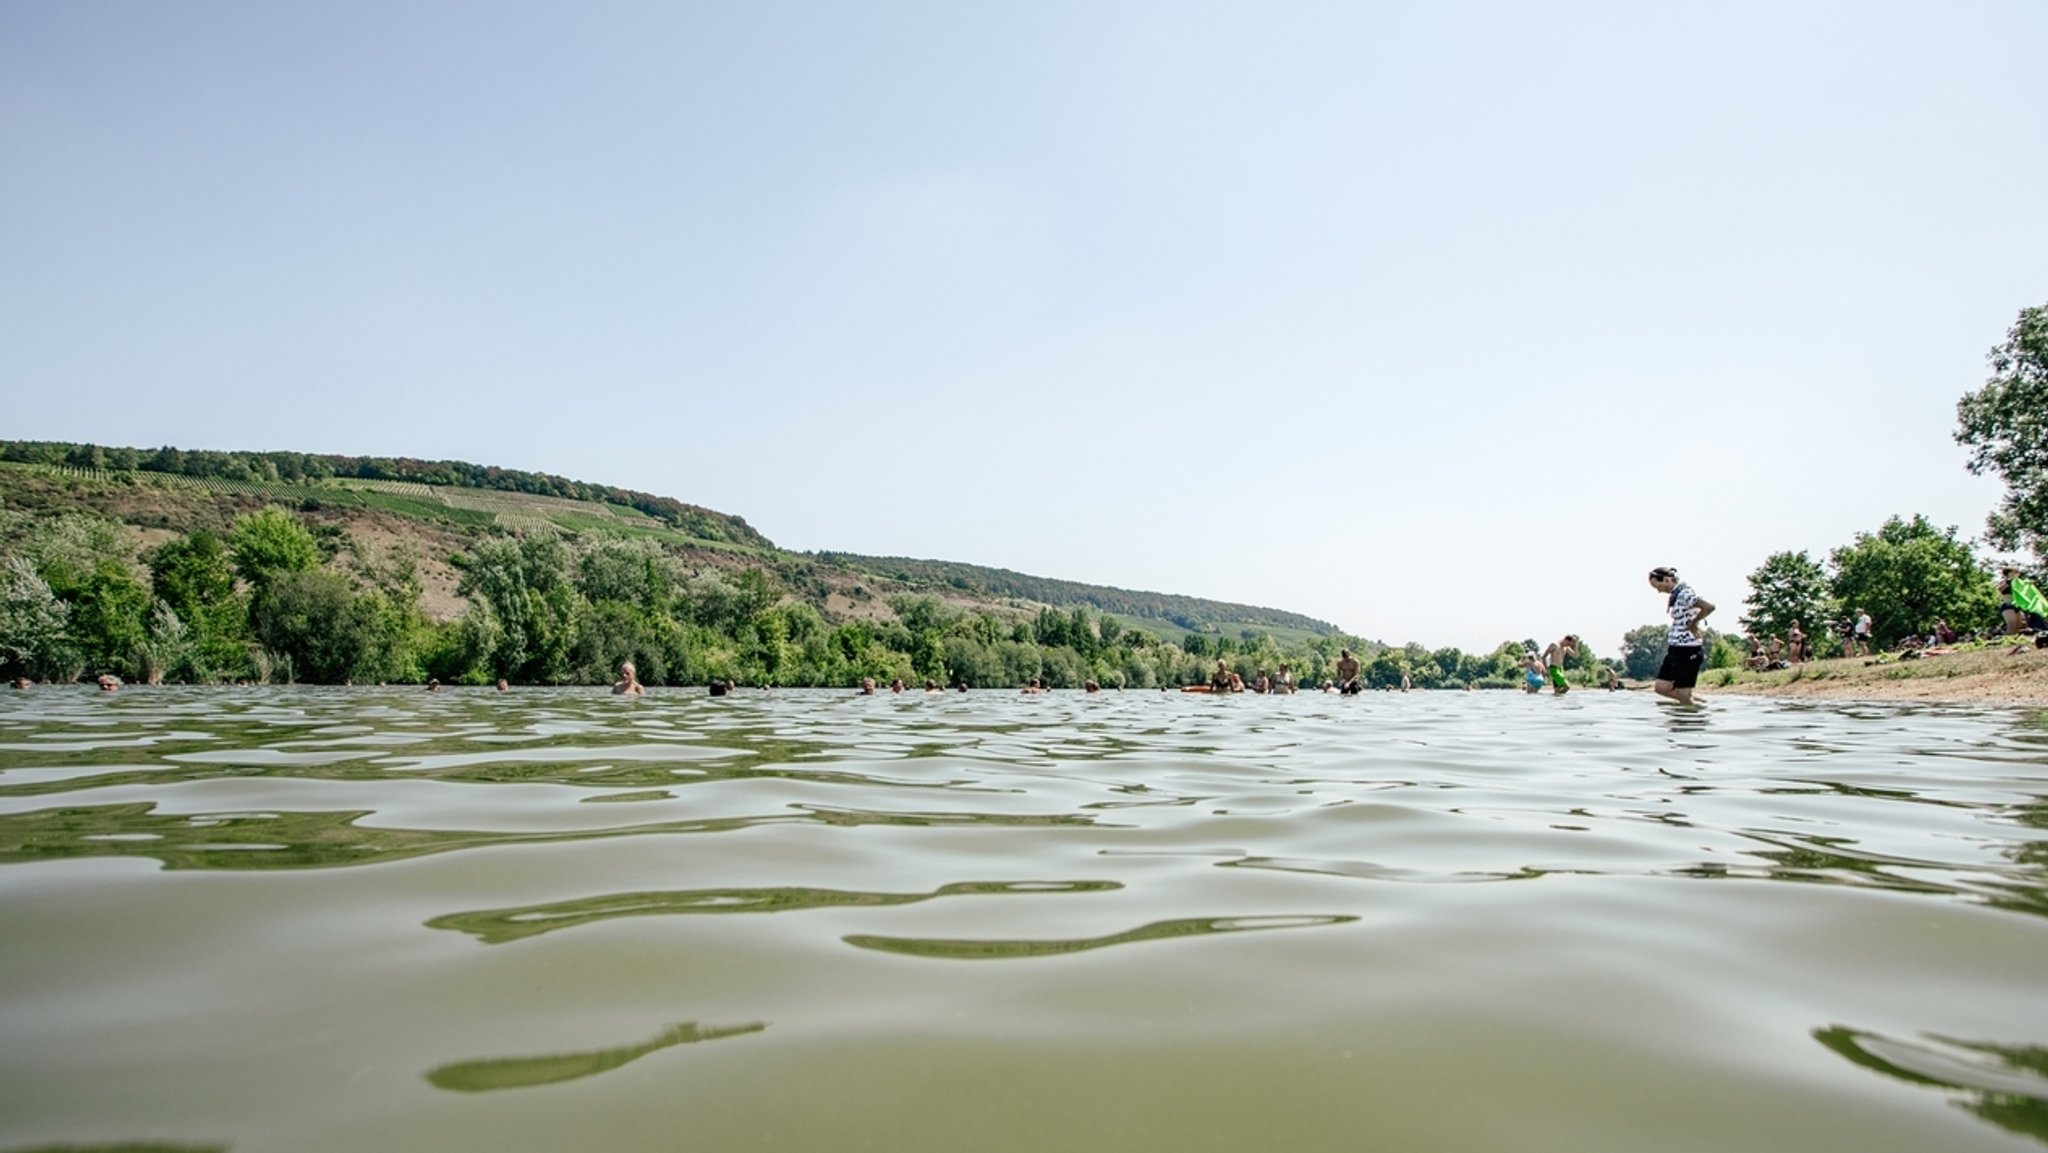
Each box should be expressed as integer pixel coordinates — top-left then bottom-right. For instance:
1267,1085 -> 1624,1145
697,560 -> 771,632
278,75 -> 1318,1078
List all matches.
1542,635 -> 1579,695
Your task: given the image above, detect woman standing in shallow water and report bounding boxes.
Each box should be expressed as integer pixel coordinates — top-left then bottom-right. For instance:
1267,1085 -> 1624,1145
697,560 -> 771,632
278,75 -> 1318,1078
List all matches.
1649,566 -> 1713,706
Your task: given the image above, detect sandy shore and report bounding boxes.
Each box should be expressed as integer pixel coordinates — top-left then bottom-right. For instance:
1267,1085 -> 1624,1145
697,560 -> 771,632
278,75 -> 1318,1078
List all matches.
1698,645 -> 2048,707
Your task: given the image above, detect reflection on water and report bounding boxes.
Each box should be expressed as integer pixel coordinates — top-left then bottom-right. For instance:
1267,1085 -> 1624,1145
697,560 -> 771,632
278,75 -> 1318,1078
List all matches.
1,687 -> 2046,1152
426,1021 -> 767,1093
844,913 -> 1357,959
0,1145 -> 227,1153
430,880 -> 1123,944
1816,1026 -> 2048,1144
0,802 -> 1096,871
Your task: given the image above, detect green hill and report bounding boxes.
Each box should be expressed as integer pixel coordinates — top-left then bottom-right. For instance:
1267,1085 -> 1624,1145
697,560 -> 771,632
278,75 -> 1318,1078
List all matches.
0,439 -> 1334,643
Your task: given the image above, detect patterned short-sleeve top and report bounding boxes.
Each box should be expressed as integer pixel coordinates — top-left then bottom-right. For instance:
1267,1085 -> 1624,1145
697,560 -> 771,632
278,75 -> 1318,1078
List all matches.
1667,582 -> 1701,647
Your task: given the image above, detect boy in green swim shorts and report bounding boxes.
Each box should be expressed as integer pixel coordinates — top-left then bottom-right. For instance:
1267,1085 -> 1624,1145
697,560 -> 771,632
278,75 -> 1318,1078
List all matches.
1542,635 -> 1579,695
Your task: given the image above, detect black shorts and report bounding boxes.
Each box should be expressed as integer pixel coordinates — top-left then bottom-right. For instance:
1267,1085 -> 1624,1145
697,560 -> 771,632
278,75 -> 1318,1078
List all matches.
1657,645 -> 1704,689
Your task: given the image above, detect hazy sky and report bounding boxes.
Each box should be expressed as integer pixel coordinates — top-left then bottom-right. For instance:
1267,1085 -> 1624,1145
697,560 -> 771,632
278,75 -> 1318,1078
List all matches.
4,1 -> 2044,653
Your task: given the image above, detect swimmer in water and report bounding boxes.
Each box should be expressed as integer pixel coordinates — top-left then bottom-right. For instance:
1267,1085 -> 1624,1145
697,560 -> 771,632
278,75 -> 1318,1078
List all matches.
1335,649 -> 1361,695
612,662 -> 644,696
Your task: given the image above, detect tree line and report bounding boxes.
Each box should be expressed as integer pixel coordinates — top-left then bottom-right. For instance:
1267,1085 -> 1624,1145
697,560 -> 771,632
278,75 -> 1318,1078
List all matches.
1,504 -> 1607,690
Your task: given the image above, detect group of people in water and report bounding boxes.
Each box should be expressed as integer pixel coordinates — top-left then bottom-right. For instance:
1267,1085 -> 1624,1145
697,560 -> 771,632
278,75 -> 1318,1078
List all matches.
18,564 -> 2043,705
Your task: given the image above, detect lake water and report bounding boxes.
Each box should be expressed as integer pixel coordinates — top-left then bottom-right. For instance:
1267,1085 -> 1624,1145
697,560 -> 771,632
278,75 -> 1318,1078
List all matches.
1,686 -> 2045,1153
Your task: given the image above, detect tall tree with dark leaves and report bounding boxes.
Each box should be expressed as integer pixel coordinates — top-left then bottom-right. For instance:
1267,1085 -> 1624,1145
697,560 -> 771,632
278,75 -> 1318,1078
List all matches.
1956,304 -> 2048,568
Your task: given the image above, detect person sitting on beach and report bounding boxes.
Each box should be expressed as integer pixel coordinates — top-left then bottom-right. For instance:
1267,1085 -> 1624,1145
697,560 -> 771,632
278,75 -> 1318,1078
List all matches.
1744,638 -> 1770,672
1542,635 -> 1579,694
1603,667 -> 1623,691
1767,636 -> 1784,665
612,662 -> 644,696
1335,649 -> 1361,695
1933,618 -> 1957,645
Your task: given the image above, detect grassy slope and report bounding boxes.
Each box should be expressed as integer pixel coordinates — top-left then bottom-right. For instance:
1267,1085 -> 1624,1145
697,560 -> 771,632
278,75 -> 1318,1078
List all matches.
0,462 -> 1335,638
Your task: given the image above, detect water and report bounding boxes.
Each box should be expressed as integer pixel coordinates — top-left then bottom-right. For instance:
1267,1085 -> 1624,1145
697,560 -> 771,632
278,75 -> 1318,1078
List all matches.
1,686 -> 2045,1153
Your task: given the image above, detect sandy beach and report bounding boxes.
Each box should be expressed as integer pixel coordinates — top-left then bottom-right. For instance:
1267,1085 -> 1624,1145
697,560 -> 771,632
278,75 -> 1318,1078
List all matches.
1700,645 -> 2048,708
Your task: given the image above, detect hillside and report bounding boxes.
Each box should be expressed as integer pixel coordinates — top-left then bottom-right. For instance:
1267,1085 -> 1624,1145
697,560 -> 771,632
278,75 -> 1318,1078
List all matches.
0,440 -> 1335,643
815,553 -> 1337,642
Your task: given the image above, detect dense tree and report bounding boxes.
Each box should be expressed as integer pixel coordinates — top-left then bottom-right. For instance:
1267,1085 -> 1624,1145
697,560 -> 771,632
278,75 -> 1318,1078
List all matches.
1828,515 -> 1998,647
249,569 -> 376,683
1620,624 -> 1667,680
148,531 -> 247,678
0,556 -> 73,679
70,560 -> 151,678
456,536 -> 581,683
1741,550 -> 1831,642
1955,303 -> 2048,564
229,507 -> 321,588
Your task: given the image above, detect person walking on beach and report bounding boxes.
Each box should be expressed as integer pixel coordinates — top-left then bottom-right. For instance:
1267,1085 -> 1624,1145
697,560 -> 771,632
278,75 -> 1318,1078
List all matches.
1851,609 -> 1873,657
1648,566 -> 1713,706
1542,635 -> 1579,695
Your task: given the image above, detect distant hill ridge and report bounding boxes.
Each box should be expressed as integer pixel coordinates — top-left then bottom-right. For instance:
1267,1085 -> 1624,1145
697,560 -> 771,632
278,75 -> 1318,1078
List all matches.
0,438 -> 1335,638
0,439 -> 769,548
816,553 -> 1337,636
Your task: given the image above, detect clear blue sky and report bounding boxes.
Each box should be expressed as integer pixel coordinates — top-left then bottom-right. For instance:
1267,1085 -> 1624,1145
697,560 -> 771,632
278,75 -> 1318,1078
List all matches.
4,1 -> 2043,653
